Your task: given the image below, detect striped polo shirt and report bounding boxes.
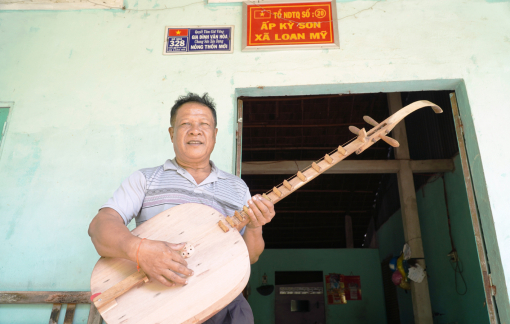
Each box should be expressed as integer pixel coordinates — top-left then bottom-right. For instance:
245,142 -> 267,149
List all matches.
102,159 -> 251,234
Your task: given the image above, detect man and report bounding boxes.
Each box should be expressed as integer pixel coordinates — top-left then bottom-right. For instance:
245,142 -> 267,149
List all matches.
88,93 -> 275,323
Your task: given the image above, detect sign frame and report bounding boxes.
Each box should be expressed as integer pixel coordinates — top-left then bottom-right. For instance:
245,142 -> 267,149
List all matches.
242,0 -> 339,51
163,26 -> 234,55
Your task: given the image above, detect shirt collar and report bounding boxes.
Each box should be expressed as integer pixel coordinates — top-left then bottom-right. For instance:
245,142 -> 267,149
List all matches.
163,158 -> 228,180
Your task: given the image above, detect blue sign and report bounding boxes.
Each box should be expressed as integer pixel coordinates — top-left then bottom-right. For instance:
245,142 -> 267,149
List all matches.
164,26 -> 234,55
167,37 -> 188,53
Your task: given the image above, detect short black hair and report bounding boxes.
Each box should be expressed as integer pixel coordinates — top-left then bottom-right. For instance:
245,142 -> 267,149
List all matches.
170,93 -> 217,127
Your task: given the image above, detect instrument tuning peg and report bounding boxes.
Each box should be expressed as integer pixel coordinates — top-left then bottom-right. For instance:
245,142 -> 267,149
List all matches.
349,126 -> 360,135
356,128 -> 367,143
379,134 -> 400,147
363,116 -> 379,127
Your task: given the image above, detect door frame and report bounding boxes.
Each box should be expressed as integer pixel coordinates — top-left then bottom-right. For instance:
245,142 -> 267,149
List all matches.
233,82 -> 508,322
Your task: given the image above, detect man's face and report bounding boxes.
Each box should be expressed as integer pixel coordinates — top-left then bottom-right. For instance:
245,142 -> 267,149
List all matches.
169,102 -> 218,165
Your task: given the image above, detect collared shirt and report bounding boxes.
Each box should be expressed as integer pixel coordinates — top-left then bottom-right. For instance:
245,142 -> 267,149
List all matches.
102,158 -> 251,234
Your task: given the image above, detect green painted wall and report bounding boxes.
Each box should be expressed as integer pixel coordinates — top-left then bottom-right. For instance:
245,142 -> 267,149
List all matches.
377,155 -> 490,324
1,0 -> 509,322
248,249 -> 387,324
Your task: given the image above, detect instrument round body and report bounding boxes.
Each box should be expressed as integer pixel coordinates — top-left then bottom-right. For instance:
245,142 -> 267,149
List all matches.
90,203 -> 251,324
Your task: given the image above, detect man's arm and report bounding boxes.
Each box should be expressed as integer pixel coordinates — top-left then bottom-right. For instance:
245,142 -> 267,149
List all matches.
88,208 -> 139,260
242,195 -> 275,264
88,207 -> 193,287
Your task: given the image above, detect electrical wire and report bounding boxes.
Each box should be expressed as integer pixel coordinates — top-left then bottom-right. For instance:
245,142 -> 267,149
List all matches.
449,256 -> 467,296
442,174 -> 467,295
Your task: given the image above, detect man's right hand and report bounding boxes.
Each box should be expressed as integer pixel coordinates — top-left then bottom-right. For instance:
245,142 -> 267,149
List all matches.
136,240 -> 194,288
89,208 -> 194,288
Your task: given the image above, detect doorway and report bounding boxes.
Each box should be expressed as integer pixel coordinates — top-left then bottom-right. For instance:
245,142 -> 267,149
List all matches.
238,91 -> 495,324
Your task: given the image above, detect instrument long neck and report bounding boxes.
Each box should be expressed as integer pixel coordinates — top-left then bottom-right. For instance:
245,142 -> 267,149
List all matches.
229,132 -> 367,232
214,100 -> 442,233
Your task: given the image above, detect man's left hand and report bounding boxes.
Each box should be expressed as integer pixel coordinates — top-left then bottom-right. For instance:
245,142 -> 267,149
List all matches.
245,194 -> 276,228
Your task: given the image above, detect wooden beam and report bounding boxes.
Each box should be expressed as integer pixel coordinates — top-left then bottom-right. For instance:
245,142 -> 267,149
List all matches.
244,147 -> 338,151
63,303 -> 76,324
243,122 -> 364,128
241,159 -> 454,175
397,161 -> 433,323
49,304 -> 62,324
409,159 -> 454,173
243,160 -> 399,174
388,93 -> 433,324
0,291 -> 91,304
243,146 -> 388,151
87,304 -> 103,324
387,93 -> 410,159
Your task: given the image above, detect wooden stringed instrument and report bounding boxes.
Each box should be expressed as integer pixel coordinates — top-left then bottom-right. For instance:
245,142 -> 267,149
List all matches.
90,100 -> 442,323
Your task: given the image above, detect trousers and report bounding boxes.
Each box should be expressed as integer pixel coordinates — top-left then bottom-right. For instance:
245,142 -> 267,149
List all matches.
203,293 -> 254,324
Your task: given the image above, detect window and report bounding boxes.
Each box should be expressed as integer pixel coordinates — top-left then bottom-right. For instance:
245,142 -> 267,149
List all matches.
0,106 -> 9,145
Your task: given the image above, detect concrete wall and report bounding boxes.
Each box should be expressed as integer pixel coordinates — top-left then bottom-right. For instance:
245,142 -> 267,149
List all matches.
248,249 -> 387,324
1,0 -> 509,322
377,155 -> 491,324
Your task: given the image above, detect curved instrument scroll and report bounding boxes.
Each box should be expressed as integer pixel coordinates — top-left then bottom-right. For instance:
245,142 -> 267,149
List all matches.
229,100 -> 442,231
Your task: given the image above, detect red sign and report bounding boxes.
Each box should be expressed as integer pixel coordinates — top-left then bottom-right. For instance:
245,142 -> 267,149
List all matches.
343,275 -> 362,300
246,2 -> 334,46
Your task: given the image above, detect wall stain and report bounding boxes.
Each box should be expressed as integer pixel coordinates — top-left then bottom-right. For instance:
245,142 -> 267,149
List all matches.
18,140 -> 42,188
69,50 -> 73,59
146,48 -> 153,53
216,70 -> 222,77
29,27 -> 40,33
5,214 -> 18,240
